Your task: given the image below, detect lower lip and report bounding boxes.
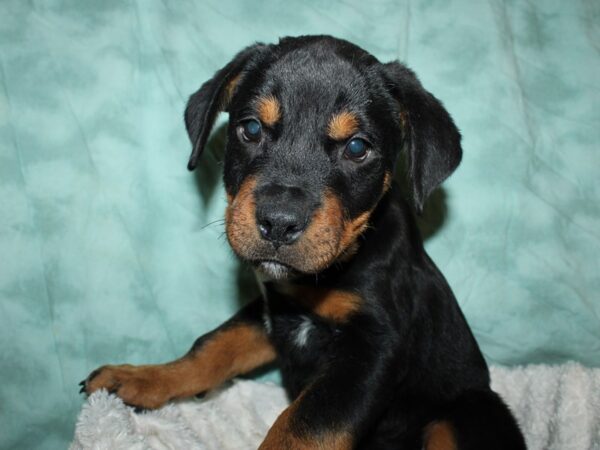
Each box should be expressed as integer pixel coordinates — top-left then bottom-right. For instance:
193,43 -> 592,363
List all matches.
256,260 -> 293,278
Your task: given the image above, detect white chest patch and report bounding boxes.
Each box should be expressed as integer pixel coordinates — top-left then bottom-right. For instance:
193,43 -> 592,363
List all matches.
294,316 -> 314,348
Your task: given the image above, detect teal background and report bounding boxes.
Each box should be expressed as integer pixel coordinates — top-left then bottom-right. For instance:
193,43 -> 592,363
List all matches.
1,0 -> 598,448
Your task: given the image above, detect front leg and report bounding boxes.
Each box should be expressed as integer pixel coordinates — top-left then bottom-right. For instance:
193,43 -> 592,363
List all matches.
81,299 -> 275,409
260,318 -> 401,449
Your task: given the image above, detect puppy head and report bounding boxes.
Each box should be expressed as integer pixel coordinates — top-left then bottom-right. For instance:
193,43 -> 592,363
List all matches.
185,36 -> 461,279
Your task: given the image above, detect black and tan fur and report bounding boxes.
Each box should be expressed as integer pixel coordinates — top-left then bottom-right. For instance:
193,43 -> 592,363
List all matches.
82,36 -> 526,449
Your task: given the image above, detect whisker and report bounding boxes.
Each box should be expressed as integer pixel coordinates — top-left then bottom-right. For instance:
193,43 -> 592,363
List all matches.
199,218 -> 226,231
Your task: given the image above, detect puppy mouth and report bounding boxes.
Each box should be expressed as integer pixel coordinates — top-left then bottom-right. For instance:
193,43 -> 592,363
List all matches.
253,259 -> 298,280
226,180 -> 354,275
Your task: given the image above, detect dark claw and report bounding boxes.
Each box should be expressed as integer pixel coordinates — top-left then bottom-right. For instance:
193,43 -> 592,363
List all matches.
87,368 -> 102,383
124,402 -> 147,414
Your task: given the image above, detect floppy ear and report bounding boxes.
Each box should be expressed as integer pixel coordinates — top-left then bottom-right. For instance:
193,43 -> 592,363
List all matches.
381,62 -> 462,213
185,43 -> 267,171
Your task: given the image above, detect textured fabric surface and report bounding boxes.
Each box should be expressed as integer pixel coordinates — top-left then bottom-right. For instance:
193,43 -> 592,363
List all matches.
70,365 -> 600,450
0,0 -> 598,448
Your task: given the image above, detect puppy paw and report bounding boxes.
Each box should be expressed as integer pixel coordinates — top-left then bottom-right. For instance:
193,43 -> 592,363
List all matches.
80,364 -> 170,410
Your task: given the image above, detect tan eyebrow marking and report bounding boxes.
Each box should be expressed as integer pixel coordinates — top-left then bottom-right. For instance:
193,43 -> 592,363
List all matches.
327,111 -> 360,141
256,95 -> 281,126
223,73 -> 242,107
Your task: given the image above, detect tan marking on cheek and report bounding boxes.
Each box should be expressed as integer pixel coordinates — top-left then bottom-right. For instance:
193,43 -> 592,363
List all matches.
335,173 -> 391,256
292,191 -> 375,271
257,95 -> 281,126
293,191 -> 345,272
225,177 -> 260,256
424,421 -> 457,450
327,111 -> 359,141
337,241 -> 359,262
338,210 -> 371,254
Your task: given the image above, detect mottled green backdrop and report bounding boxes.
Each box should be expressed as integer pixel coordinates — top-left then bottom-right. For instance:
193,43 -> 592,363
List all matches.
0,0 -> 598,448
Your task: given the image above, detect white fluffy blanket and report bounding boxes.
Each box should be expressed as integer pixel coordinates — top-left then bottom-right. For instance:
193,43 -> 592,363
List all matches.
71,363 -> 600,450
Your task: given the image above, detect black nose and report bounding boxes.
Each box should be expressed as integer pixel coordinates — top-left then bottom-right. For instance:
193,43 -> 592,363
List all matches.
255,184 -> 312,247
257,210 -> 305,245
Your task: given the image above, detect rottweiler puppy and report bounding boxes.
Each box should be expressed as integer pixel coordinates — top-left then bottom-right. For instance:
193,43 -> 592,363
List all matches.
82,35 -> 526,449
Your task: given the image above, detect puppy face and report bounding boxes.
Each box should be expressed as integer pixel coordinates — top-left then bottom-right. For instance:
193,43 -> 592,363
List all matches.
185,36 -> 462,279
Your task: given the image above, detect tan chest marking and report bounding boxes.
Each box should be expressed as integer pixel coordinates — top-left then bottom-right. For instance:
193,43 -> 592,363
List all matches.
277,284 -> 362,322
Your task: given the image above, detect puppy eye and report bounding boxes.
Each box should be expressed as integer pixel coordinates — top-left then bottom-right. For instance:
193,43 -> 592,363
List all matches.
238,119 -> 262,142
344,138 -> 369,161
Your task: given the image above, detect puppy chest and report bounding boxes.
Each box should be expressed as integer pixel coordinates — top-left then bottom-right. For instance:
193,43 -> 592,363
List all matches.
266,309 -> 337,358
